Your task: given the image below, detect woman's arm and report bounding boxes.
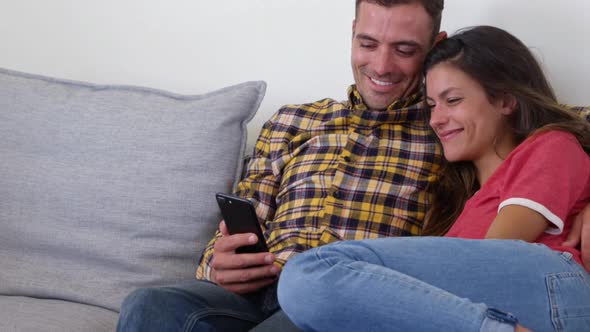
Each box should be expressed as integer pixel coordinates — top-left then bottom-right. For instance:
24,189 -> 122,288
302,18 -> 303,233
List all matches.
485,131 -> 590,242
485,205 -> 549,241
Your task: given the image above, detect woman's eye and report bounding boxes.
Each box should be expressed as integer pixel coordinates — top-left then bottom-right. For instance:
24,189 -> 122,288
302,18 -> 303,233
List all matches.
447,97 -> 462,104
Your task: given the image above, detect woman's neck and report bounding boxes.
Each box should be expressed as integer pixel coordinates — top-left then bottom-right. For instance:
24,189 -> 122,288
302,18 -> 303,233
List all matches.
475,134 -> 518,185
475,156 -> 504,185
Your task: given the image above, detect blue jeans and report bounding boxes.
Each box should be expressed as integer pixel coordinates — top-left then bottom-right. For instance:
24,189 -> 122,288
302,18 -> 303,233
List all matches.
278,237 -> 590,332
116,280 -> 302,332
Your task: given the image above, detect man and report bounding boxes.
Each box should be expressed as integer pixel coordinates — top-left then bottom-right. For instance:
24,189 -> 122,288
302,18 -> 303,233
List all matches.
117,1 -> 589,331
200,0 -> 446,295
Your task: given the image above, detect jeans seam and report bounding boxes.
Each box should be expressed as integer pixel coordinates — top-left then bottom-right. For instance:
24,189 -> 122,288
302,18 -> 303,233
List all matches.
546,274 -> 562,332
183,308 -> 261,332
558,251 -> 590,280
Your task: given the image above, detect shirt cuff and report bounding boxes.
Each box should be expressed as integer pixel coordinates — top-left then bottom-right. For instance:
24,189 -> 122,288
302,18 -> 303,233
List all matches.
498,197 -> 564,235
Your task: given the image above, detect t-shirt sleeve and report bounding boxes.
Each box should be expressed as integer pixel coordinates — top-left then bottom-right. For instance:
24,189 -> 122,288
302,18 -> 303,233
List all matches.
498,131 -> 590,234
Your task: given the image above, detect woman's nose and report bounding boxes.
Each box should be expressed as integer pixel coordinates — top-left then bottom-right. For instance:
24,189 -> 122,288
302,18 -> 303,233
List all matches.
429,106 -> 448,128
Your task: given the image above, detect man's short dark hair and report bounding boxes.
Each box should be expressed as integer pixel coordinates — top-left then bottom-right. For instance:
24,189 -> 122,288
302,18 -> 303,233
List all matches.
355,0 -> 444,41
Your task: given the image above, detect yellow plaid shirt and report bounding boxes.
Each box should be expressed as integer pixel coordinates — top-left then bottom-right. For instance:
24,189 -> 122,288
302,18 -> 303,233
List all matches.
196,85 -> 443,280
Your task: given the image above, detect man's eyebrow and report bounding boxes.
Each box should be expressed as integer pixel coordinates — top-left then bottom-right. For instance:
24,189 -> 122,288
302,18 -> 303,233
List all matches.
394,40 -> 421,48
355,33 -> 422,48
355,33 -> 379,43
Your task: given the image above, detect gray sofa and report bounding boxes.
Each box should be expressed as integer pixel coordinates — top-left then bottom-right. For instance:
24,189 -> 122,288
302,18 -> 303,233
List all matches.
0,67 -> 266,331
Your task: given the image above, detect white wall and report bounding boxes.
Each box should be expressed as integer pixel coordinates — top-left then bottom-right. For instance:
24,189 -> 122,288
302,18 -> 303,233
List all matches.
1,0 -> 588,149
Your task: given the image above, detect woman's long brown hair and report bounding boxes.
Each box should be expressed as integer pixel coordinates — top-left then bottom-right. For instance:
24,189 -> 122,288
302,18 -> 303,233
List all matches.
421,26 -> 590,236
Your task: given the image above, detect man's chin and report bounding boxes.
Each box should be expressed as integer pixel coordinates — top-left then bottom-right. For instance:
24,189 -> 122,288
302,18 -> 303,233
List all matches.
368,89 -> 408,107
365,97 -> 400,111
358,85 -> 408,110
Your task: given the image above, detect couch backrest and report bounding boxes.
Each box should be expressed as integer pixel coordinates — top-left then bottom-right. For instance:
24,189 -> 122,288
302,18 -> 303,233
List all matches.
0,67 -> 265,311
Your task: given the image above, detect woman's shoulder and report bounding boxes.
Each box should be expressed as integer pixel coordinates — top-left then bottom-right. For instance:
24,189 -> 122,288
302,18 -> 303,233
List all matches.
500,130 -> 587,173
518,130 -> 581,154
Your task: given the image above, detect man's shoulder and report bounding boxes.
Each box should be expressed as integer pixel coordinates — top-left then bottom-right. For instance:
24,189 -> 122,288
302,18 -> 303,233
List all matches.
267,97 -> 351,125
566,105 -> 590,122
278,97 -> 349,115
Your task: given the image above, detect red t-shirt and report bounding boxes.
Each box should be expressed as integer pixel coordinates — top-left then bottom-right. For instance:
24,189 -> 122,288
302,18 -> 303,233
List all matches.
445,131 -> 590,267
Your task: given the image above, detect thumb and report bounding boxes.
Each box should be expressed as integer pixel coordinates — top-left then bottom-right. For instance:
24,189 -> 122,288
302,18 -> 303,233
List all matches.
219,220 -> 230,237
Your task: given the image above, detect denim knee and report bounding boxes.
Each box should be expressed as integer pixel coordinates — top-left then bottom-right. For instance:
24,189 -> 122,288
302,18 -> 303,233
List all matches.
121,287 -> 159,311
117,287 -> 164,331
278,249 -> 335,328
277,254 -> 307,321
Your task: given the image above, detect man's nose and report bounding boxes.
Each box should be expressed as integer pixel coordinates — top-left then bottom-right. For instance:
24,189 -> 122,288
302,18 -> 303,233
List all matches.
373,48 -> 394,76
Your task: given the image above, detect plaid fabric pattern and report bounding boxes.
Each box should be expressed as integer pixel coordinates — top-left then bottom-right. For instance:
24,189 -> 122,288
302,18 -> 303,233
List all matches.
569,105 -> 590,122
197,85 -> 442,280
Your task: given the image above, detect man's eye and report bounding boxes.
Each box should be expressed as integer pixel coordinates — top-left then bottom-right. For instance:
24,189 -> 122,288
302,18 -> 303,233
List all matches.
360,43 -> 376,49
397,48 -> 417,57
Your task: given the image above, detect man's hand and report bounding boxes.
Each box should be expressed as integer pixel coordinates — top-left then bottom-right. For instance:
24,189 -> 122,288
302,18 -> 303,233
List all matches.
562,203 -> 590,268
210,220 -> 280,294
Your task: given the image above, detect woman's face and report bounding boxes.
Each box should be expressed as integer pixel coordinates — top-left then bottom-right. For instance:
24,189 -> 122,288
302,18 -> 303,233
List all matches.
426,62 -> 515,167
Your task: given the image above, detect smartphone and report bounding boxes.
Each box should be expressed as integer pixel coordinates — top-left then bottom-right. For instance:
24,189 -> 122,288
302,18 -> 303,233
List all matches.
215,193 -> 269,254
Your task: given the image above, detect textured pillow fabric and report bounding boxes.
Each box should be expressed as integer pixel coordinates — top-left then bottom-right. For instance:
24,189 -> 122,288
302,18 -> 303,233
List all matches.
0,67 -> 265,311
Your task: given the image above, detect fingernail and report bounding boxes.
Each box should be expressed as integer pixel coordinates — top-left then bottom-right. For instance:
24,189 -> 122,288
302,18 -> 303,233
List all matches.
270,266 -> 279,274
264,255 -> 273,264
249,235 -> 257,244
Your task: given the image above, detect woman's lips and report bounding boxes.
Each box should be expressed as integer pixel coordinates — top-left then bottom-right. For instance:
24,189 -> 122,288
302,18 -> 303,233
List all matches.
437,128 -> 463,142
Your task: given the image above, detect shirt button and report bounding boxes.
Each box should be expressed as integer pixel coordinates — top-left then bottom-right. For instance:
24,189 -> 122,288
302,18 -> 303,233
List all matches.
343,156 -> 351,163
333,191 -> 342,199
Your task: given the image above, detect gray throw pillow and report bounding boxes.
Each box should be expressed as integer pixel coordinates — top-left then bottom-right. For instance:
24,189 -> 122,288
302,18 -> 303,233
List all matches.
0,67 -> 265,311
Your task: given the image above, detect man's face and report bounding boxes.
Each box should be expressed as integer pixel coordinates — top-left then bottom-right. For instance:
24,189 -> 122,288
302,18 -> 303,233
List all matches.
352,2 -> 434,110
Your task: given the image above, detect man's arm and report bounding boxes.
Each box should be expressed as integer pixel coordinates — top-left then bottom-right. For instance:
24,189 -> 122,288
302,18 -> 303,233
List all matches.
196,114 -> 283,294
568,105 -> 590,122
561,105 -> 590,267
562,203 -> 590,268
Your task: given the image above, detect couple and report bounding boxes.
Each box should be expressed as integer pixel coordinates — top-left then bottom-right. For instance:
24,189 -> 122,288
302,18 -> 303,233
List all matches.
277,25 -> 590,331
118,1 -> 590,331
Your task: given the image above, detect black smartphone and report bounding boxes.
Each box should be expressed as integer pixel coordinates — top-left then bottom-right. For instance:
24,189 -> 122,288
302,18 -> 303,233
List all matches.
215,193 -> 269,254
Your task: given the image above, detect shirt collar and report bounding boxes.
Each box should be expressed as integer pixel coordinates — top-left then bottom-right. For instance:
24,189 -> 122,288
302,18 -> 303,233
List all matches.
346,85 -> 426,126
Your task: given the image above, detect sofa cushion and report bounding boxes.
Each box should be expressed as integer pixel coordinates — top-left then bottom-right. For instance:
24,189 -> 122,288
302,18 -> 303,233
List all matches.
0,295 -> 118,332
0,67 -> 265,312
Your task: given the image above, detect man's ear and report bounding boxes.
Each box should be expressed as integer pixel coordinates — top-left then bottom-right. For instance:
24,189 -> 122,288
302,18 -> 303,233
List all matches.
432,31 -> 447,48
352,19 -> 357,39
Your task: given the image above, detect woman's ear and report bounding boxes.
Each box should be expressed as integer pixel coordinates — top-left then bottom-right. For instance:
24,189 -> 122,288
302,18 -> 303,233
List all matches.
499,93 -> 518,115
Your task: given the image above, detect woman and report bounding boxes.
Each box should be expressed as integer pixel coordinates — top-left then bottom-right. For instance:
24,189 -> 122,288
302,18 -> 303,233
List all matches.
277,26 -> 590,332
